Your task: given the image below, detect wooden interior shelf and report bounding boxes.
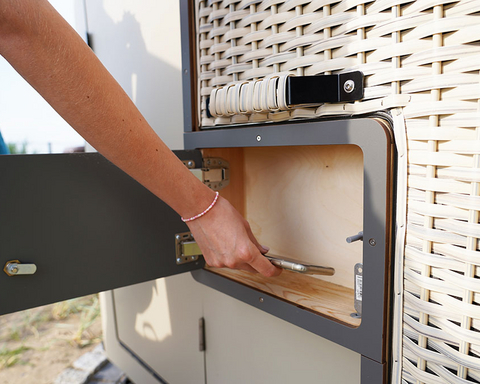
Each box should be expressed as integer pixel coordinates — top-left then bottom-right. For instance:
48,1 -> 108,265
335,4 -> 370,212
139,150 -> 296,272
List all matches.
207,267 -> 361,327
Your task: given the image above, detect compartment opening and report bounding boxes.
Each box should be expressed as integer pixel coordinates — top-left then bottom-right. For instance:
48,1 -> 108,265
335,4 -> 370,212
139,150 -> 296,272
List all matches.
203,144 -> 364,327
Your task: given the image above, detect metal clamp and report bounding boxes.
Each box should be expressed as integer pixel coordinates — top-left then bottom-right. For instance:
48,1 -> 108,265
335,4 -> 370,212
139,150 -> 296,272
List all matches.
286,72 -> 364,106
175,232 -> 202,265
3,260 -> 37,276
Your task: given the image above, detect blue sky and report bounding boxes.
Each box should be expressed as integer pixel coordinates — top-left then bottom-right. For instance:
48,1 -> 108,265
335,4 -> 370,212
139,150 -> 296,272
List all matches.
0,0 -> 87,153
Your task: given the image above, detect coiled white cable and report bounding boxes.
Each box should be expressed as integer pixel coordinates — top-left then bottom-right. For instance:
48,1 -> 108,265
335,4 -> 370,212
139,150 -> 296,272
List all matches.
209,74 -> 293,117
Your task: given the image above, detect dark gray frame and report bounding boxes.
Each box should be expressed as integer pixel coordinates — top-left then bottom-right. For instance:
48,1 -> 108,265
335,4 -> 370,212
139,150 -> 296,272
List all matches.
184,119 -> 393,381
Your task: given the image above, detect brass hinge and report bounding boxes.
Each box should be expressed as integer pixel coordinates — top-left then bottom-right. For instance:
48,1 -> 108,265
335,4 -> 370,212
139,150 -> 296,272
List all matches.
175,232 -> 202,265
183,158 -> 230,191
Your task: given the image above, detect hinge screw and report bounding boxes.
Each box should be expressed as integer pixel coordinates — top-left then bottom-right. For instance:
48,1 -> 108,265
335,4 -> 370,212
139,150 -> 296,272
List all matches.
344,80 -> 355,93
256,135 -> 262,142
369,238 -> 376,246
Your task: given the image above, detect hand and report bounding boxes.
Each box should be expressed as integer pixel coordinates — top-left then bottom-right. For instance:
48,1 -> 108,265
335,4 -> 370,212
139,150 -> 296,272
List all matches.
186,196 -> 282,277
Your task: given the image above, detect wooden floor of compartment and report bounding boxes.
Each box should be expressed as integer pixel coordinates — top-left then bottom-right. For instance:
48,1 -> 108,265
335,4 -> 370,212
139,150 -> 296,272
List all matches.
206,267 -> 361,328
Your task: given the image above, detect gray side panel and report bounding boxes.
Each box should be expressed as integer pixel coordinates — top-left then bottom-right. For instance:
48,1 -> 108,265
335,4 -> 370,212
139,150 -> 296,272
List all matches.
0,152 -> 204,315
187,117 -> 394,364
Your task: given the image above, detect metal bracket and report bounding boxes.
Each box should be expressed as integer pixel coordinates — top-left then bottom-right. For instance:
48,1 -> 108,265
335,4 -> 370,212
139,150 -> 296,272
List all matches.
351,263 -> 363,318
185,157 -> 230,191
175,232 -> 202,265
286,71 -> 364,106
3,260 -> 37,276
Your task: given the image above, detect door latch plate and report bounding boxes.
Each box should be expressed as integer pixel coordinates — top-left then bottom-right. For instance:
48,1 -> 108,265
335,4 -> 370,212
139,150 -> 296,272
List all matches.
3,260 -> 37,276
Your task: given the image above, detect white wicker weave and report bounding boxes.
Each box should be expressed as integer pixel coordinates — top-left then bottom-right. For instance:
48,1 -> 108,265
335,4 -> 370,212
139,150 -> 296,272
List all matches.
195,0 -> 480,383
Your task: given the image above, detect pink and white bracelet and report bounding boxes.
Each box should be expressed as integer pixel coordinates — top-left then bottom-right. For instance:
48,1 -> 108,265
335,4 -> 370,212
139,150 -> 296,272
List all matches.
181,191 -> 219,222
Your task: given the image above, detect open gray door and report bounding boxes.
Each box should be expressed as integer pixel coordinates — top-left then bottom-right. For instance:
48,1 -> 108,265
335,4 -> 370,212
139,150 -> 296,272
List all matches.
0,151 -> 204,315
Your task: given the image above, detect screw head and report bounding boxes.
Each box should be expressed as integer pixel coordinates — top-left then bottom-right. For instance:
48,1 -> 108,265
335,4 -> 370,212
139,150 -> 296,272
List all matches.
176,258 -> 182,264
256,135 -> 262,142
187,161 -> 194,167
369,238 -> 376,246
259,297 -> 264,303
344,80 -> 355,93
8,265 -> 19,274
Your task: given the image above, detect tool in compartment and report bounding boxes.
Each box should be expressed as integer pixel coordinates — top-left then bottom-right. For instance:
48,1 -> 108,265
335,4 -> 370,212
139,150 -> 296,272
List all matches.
264,254 -> 335,276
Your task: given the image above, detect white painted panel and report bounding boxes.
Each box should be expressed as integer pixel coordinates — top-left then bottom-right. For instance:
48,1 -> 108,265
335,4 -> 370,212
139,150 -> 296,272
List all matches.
203,286 -> 361,384
84,0 -> 183,150
113,274 -> 205,384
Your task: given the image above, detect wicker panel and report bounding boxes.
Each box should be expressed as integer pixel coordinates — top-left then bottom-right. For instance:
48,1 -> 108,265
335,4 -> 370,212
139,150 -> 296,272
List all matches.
195,0 -> 480,383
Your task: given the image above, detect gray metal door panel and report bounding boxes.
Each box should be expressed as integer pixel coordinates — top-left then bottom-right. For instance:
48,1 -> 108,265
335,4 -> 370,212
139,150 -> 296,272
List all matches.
0,152 -> 204,315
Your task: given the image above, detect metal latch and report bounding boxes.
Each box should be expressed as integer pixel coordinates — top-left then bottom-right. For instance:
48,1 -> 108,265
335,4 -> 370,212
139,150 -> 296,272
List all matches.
351,263 -> 363,318
183,158 -> 230,191
175,232 -> 202,265
3,260 -> 37,276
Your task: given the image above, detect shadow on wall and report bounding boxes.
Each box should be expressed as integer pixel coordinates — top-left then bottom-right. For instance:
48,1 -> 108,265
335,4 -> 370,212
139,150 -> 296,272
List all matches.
84,1 -> 184,148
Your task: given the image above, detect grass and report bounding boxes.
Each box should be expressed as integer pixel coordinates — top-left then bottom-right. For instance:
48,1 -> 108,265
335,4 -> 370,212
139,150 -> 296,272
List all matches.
0,295 -> 101,370
0,346 -> 30,369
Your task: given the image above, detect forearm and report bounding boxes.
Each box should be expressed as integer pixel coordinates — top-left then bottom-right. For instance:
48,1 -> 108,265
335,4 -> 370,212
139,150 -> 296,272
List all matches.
0,0 -> 214,218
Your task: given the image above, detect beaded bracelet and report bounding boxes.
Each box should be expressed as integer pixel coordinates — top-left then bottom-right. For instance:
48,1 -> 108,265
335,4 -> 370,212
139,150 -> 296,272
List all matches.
181,191 -> 219,222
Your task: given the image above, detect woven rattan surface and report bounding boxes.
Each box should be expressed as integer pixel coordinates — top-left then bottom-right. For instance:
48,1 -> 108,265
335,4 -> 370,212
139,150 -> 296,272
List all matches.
195,0 -> 480,382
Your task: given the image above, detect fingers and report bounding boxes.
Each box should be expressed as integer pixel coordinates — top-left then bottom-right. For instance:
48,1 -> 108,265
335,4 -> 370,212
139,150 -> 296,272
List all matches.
249,251 -> 282,277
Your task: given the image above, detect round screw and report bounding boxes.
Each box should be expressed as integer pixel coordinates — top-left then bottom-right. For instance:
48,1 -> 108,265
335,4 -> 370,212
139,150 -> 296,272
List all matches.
8,265 -> 19,274
187,161 -> 194,168
256,135 -> 262,142
344,80 -> 355,94
175,234 -> 181,240
259,297 -> 264,303
176,258 -> 182,264
369,238 -> 377,246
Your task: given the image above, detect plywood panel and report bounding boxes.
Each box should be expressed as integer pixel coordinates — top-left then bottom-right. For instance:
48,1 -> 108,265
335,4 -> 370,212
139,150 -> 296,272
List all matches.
202,145 -> 364,326
244,145 -> 363,289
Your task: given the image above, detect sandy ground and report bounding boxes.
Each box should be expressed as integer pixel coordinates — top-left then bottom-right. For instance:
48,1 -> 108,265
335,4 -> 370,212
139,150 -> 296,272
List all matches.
0,296 -> 102,384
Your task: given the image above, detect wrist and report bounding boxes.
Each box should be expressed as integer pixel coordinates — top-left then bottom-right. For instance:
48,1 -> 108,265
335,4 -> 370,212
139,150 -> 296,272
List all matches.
181,191 -> 219,222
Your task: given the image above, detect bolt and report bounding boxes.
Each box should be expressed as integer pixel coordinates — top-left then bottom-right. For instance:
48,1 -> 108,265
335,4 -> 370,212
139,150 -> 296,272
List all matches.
369,238 -> 377,246
344,80 -> 355,94
256,135 -> 262,142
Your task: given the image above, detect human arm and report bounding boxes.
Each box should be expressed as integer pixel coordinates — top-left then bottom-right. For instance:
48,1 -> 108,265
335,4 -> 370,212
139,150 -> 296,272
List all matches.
0,0 -> 280,277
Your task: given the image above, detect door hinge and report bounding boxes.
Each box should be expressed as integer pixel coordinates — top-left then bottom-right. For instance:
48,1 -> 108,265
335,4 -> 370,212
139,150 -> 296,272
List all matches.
183,158 -> 230,191
199,317 -> 206,352
175,232 -> 202,265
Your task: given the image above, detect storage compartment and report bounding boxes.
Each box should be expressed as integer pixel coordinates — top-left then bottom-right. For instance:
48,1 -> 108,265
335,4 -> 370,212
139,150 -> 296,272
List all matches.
203,144 -> 364,327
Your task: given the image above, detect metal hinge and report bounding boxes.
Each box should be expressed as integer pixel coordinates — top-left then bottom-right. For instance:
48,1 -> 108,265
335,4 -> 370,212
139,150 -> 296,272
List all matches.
183,158 -> 230,191
175,232 -> 202,265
